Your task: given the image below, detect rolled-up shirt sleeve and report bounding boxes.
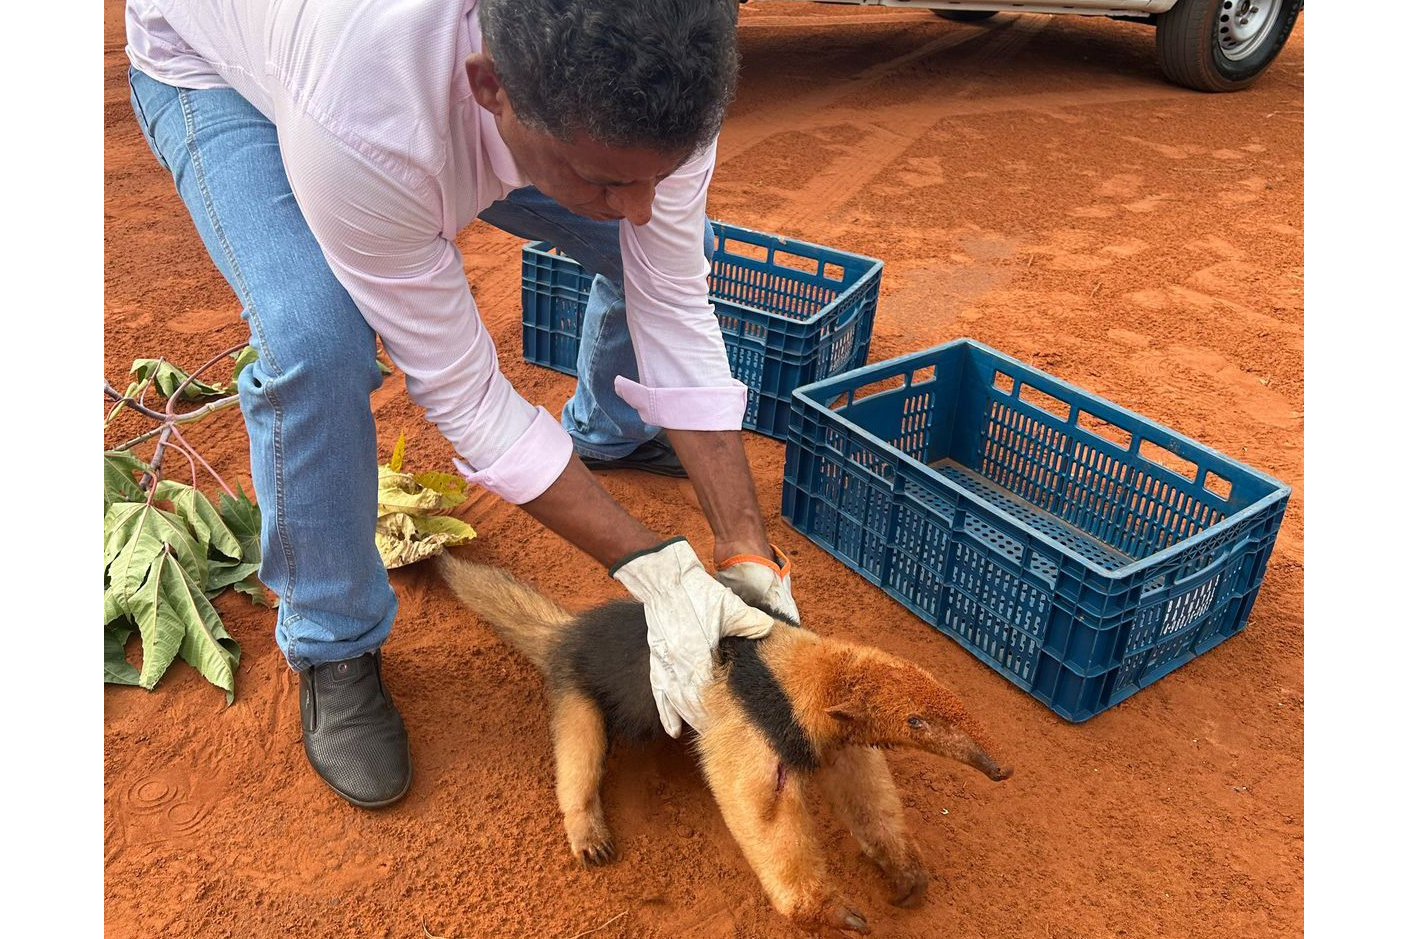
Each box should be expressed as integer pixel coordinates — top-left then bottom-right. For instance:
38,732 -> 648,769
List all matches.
615,138 -> 748,431
273,104 -> 571,504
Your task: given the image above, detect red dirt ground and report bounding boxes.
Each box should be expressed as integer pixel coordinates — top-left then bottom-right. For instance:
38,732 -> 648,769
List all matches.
104,3 -> 1304,937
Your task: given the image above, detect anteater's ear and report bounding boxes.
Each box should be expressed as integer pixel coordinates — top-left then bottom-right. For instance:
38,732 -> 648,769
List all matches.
825,703 -> 861,723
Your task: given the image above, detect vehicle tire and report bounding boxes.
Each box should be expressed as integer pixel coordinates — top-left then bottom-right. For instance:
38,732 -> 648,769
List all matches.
1155,0 -> 1302,92
933,10 -> 999,23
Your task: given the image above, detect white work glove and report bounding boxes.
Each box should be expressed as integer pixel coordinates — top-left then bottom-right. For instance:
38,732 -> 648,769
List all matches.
612,537 -> 775,737
715,544 -> 800,626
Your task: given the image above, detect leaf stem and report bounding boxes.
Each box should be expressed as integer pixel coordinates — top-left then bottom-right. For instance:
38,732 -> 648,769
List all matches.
104,381 -> 167,421
166,343 -> 248,418
145,426 -> 176,496
110,394 -> 242,451
162,435 -> 203,490
108,342 -> 249,494
172,425 -> 236,498
138,359 -> 163,409
105,372 -> 156,427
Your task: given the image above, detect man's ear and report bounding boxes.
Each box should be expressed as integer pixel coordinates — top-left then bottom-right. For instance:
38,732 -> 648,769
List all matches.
464,53 -> 505,115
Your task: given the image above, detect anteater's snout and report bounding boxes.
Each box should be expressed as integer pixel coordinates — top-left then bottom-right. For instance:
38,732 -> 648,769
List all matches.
964,744 -> 1014,782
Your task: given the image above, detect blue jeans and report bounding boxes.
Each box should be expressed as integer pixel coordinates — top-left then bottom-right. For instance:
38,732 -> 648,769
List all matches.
127,68 -> 681,667
477,196 -> 720,460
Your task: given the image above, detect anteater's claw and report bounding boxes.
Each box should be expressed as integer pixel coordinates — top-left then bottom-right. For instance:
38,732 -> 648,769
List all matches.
578,839 -> 616,867
821,898 -> 871,935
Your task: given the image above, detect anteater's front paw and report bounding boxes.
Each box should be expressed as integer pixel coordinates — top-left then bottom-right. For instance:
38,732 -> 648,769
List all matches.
565,811 -> 616,867
886,864 -> 929,908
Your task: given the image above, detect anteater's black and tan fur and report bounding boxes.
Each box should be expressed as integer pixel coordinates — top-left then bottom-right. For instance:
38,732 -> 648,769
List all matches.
438,555 -> 1012,934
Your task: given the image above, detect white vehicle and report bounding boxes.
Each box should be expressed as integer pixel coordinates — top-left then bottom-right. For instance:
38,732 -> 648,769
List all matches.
757,1 -> 1303,92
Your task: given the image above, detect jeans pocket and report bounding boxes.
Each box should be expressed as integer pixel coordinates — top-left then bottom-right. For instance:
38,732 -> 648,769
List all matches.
127,68 -> 171,172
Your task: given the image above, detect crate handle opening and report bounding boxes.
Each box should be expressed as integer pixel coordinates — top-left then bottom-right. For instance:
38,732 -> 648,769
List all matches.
823,261 -> 848,282
1076,409 -> 1133,450
1138,438 -> 1200,482
993,369 -> 1015,394
773,249 -> 822,276
1203,470 -> 1233,501
1018,382 -> 1073,422
724,237 -> 771,265
847,372 -> 911,405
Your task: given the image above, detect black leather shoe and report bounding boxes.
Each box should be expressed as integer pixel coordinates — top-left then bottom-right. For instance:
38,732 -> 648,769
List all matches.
579,435 -> 687,478
299,651 -> 411,808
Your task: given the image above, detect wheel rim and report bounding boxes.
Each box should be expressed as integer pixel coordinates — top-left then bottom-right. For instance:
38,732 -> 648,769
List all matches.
1216,0 -> 1283,62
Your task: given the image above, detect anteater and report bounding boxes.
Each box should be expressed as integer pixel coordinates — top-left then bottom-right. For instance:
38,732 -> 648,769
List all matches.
437,554 -> 1011,934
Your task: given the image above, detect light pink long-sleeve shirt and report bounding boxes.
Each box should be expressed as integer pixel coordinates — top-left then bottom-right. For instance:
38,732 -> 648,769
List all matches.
126,0 -> 747,504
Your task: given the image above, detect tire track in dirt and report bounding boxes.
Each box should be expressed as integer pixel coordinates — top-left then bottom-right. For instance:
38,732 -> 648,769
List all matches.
758,16 -> 1054,233
738,12 -> 936,30
801,82 -> 1194,138
718,25 -> 992,166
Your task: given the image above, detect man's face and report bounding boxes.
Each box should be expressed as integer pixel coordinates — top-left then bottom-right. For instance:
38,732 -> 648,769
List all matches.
466,54 -> 690,226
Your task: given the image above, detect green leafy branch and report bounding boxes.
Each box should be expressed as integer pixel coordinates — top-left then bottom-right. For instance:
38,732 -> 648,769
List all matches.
103,344 -> 267,704
104,344 -> 452,704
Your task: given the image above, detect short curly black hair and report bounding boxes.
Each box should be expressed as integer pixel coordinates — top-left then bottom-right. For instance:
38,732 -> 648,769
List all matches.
479,0 -> 739,156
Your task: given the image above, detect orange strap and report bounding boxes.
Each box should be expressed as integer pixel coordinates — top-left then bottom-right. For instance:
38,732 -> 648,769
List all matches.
717,543 -> 792,578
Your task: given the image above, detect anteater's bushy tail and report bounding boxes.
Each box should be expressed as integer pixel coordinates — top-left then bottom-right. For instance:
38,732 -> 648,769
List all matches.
436,554 -> 573,672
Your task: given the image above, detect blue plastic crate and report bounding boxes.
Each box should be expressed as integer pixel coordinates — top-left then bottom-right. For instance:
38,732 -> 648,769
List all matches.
521,221 -> 883,439
782,339 -> 1290,721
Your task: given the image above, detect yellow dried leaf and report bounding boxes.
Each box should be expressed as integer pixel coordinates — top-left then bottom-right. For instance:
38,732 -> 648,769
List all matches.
373,438 -> 476,569
414,471 -> 468,508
